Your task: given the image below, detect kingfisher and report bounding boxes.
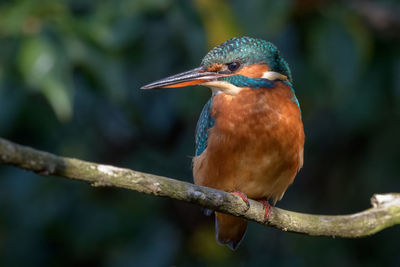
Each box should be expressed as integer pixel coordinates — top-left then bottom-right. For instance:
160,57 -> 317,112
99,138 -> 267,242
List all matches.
141,36 -> 304,250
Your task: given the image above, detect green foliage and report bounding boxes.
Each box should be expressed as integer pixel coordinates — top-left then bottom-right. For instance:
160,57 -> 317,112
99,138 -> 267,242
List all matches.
0,0 -> 399,266
18,36 -> 72,121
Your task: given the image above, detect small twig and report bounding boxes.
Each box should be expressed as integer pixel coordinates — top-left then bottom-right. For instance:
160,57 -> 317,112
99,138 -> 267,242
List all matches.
0,137 -> 399,237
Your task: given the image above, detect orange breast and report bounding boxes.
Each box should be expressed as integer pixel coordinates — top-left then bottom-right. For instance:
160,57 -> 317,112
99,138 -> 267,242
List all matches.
192,81 -> 304,203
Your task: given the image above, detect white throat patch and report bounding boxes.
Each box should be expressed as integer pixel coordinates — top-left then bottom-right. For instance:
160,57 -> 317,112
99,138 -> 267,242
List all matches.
203,80 -> 243,95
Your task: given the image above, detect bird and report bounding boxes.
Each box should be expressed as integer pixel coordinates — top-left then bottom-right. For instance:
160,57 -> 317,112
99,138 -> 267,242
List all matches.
141,36 -> 304,250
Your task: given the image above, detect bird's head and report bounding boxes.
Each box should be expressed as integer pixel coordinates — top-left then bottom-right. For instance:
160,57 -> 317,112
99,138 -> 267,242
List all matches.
141,36 -> 292,95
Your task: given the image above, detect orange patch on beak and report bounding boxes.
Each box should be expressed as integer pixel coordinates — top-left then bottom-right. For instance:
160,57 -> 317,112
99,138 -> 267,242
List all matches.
161,79 -> 208,88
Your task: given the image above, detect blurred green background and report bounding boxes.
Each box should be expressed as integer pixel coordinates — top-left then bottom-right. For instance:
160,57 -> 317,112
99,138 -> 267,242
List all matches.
0,0 -> 399,266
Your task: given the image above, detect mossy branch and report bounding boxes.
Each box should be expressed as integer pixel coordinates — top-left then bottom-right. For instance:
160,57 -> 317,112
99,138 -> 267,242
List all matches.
0,137 -> 399,237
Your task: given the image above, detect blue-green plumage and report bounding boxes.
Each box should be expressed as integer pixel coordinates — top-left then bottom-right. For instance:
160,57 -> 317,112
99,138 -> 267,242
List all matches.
201,36 -> 293,83
218,75 -> 275,89
195,98 -> 214,156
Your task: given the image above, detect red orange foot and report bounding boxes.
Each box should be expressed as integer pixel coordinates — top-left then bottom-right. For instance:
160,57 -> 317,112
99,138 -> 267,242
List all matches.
257,199 -> 271,223
230,191 -> 250,210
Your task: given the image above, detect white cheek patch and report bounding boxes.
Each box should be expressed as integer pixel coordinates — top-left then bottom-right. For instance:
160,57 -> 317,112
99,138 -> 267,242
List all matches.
203,80 -> 243,95
261,71 -> 288,81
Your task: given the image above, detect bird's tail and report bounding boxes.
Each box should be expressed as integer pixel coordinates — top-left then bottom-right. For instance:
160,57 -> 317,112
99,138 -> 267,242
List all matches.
215,212 -> 248,250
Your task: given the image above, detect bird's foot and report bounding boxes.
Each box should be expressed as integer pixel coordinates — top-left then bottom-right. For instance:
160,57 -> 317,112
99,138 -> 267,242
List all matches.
257,199 -> 271,223
229,191 -> 250,210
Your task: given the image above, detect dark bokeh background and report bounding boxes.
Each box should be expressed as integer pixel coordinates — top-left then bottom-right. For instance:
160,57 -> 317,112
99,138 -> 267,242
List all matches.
1,0 -> 399,266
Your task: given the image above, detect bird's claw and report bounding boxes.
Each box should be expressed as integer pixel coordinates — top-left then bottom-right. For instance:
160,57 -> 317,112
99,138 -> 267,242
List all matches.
257,199 -> 271,223
230,191 -> 250,211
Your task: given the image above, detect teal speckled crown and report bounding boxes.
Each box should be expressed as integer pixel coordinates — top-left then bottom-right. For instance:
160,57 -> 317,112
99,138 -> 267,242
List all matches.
201,36 -> 293,83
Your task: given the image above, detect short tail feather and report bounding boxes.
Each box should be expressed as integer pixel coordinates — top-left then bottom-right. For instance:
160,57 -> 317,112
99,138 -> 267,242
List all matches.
215,212 -> 248,250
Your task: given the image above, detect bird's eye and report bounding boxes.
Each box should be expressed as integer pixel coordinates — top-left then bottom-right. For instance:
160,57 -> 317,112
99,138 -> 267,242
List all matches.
227,62 -> 240,72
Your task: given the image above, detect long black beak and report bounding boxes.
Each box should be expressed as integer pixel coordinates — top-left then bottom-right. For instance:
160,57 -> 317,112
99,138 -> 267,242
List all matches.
141,67 -> 222,90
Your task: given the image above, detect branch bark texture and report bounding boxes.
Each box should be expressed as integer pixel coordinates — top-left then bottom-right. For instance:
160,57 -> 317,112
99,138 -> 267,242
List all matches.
0,137 -> 399,237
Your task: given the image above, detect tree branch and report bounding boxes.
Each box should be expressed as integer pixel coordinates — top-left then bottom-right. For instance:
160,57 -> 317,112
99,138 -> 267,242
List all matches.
0,137 -> 399,237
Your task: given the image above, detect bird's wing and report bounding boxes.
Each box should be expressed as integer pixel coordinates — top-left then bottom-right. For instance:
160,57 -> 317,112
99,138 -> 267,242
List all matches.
195,98 -> 215,156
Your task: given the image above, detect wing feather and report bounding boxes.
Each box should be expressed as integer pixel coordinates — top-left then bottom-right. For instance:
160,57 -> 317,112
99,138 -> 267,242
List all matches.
195,98 -> 215,156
